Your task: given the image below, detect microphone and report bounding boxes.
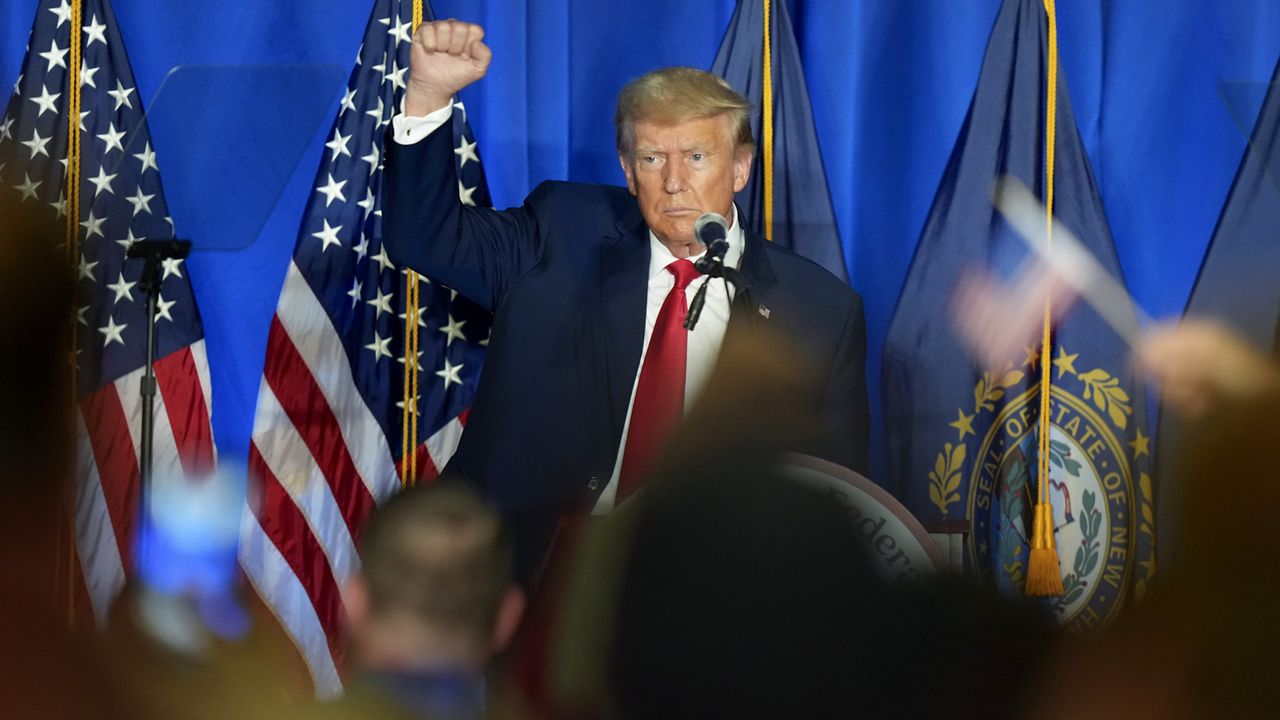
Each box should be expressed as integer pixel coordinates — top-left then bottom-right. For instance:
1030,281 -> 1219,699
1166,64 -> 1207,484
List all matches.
686,210 -> 754,331
693,212 -> 729,262
685,212 -> 730,331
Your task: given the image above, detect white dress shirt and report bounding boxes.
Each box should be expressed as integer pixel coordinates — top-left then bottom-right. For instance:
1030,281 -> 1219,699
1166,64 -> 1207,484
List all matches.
392,104 -> 453,144
391,107 -> 744,514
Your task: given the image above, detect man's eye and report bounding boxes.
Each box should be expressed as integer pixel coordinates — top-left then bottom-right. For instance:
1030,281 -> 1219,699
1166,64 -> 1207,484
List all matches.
641,156 -> 659,164
691,153 -> 705,161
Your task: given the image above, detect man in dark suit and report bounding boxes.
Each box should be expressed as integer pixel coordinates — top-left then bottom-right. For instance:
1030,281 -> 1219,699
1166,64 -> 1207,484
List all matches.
384,19 -> 869,584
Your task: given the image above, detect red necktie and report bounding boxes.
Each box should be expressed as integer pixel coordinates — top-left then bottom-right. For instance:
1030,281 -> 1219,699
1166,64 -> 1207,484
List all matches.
616,259 -> 701,502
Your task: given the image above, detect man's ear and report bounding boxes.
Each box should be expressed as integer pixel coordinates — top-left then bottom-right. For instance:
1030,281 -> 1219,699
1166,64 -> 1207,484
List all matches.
733,147 -> 754,193
490,585 -> 527,654
619,153 -> 637,195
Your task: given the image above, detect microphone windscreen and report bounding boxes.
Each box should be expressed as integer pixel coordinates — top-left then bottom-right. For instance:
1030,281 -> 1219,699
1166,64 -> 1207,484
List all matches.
694,212 -> 728,246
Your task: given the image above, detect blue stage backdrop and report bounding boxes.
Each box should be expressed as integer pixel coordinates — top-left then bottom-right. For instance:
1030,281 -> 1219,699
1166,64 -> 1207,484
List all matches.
3,0 -> 1279,482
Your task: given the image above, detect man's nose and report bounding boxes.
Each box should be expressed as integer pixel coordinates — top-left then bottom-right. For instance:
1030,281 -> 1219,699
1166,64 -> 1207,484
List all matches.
662,163 -> 687,193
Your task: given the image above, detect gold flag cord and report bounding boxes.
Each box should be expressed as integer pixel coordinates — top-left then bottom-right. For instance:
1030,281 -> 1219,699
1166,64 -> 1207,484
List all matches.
63,0 -> 84,622
66,0 -> 83,256
761,0 -> 774,241
1026,0 -> 1065,597
400,0 -> 425,488
408,274 -> 421,486
400,276 -> 420,489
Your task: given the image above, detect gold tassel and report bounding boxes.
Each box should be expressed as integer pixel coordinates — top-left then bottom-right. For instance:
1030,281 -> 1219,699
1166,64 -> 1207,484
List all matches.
1025,502 -> 1064,596
1024,0 -> 1064,601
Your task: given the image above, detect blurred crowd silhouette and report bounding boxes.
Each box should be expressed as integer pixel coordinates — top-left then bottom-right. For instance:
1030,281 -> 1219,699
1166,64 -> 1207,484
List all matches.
3,193 -> 1279,718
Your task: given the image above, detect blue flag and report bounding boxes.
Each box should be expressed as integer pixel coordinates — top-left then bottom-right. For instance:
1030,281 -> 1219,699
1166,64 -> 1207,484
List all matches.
1184,59 -> 1280,355
710,0 -> 847,282
1155,56 -> 1280,566
882,0 -> 1155,630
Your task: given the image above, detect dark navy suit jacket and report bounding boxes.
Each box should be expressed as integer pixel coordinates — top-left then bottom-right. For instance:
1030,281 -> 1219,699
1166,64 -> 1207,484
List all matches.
384,125 -> 868,582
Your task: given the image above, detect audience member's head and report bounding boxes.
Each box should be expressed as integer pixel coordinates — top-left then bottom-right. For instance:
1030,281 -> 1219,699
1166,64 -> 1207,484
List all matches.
1140,320 -> 1279,715
606,462 -> 883,719
0,194 -> 76,531
554,459 -> 1055,720
1163,390 -> 1280,714
0,195 -> 127,718
345,482 -> 525,674
654,322 -> 832,472
1023,384 -> 1280,719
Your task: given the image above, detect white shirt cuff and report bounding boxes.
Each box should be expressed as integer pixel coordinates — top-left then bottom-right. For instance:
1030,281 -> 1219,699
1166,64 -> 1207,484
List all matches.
391,104 -> 454,145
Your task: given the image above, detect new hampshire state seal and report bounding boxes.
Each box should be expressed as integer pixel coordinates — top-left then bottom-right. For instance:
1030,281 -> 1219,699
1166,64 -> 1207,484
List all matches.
928,345 -> 1156,634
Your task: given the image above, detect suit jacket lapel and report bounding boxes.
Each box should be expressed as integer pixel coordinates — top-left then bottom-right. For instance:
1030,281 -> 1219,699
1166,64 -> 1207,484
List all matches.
729,228 -> 779,333
597,207 -> 650,458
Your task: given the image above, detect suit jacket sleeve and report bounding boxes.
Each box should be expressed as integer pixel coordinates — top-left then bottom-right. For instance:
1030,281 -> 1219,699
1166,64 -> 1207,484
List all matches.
825,291 -> 871,475
382,124 -> 541,311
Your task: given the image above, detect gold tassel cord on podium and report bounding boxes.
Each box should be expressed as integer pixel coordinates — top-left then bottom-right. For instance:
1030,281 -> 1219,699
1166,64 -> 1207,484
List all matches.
400,0 -> 425,488
1025,0 -> 1065,597
760,0 -> 774,241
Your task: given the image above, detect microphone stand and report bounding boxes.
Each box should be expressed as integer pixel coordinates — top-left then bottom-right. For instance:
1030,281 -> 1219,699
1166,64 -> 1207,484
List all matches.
125,239 -> 192,527
685,239 -> 751,331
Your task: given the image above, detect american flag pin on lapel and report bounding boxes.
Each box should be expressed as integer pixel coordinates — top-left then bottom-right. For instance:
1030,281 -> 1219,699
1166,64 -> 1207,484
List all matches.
758,304 -> 771,319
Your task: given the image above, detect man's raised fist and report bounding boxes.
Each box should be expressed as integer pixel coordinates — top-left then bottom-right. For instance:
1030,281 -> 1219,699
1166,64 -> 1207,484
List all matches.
405,19 -> 491,116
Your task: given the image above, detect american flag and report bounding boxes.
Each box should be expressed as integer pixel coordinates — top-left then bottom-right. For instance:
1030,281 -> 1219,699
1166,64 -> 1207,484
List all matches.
0,0 -> 215,623
238,0 -> 491,697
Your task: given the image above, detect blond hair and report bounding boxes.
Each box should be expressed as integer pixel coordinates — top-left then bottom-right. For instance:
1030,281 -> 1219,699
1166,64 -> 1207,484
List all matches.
615,66 -> 754,156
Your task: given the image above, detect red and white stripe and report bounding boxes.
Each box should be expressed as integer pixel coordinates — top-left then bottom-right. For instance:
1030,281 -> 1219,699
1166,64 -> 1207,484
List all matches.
242,261 -> 465,697
74,341 -> 217,622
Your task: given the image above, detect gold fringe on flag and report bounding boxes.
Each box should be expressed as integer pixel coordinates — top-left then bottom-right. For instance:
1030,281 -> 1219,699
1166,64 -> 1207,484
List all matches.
1025,0 -> 1065,597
